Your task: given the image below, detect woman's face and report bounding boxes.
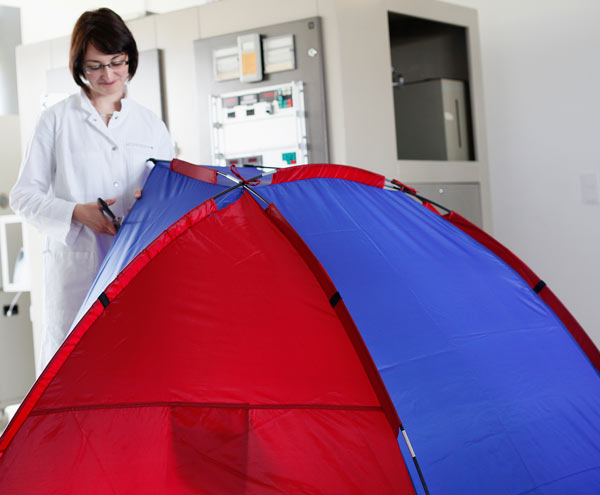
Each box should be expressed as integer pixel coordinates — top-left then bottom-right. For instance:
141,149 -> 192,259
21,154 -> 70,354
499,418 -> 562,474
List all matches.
82,44 -> 129,99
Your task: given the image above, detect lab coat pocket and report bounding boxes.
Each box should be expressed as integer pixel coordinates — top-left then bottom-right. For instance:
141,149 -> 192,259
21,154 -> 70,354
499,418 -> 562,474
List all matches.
126,142 -> 154,164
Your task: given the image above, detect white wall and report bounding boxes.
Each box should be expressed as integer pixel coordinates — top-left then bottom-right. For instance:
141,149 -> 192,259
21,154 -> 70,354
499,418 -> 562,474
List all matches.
447,0 -> 600,340
2,0 -> 217,45
0,116 -> 21,197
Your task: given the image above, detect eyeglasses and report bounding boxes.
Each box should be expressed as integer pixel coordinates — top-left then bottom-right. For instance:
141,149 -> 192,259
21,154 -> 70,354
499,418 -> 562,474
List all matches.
83,59 -> 129,75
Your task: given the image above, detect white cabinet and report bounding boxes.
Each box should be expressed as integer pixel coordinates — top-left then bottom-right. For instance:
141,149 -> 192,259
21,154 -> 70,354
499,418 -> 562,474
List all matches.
0,291 -> 35,409
0,216 -> 35,409
0,215 -> 30,293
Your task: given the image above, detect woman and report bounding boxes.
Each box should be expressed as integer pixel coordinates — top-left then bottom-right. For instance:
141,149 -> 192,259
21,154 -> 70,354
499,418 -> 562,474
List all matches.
10,8 -> 174,374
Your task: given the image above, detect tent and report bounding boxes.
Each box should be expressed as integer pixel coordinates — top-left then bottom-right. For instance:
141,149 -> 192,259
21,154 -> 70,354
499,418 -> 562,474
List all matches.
2,160 -> 600,494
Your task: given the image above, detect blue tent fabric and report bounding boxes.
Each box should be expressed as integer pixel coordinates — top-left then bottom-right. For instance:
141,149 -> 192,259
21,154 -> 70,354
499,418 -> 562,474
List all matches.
77,161 -> 600,494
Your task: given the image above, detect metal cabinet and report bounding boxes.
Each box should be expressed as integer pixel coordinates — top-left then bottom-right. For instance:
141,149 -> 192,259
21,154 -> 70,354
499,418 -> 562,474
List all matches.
394,79 -> 471,161
410,182 -> 483,227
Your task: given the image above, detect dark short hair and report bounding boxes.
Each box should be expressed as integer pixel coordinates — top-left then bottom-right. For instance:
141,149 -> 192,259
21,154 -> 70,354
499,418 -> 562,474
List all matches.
70,8 -> 138,93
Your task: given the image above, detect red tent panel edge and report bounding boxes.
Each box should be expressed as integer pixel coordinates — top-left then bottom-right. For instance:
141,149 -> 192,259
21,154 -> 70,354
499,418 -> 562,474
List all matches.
170,158 -> 218,183
166,161 -> 387,189
271,164 -> 386,188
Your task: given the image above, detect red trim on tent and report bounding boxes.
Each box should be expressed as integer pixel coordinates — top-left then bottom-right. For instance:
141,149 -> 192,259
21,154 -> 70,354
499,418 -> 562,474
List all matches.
422,202 -> 440,215
266,203 -> 401,436
170,158 -> 218,183
271,164 -> 386,188
445,210 -> 600,373
0,199 -> 218,455
391,179 -> 418,195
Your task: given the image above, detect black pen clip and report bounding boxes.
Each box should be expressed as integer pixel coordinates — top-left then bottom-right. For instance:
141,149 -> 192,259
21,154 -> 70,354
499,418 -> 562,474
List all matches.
97,197 -> 121,231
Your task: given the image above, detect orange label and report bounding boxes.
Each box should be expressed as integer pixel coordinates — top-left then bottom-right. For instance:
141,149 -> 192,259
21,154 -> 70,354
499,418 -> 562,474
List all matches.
241,52 -> 257,75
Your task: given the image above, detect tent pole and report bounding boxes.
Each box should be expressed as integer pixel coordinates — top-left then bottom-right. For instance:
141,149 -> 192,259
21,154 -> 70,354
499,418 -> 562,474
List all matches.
210,174 -> 270,207
386,179 -> 451,214
211,174 -> 264,201
242,184 -> 270,207
400,423 -> 430,495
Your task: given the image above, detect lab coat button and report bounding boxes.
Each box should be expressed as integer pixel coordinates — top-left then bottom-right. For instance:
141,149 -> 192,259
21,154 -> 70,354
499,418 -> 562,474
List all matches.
113,181 -> 120,188
112,146 -> 118,151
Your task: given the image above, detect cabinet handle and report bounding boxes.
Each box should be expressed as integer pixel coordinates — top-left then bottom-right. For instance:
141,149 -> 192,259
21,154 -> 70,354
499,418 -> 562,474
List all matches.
455,99 -> 462,149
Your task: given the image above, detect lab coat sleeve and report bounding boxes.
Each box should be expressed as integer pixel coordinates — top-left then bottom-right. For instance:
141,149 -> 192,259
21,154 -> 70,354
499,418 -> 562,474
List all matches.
9,110 -> 82,246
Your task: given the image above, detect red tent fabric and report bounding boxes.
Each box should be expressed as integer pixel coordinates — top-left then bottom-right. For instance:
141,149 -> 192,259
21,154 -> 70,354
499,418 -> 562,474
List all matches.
0,193 -> 414,494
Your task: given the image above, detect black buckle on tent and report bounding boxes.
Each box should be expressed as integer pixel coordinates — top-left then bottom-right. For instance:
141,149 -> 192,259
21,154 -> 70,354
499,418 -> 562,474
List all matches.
329,292 -> 341,308
98,292 -> 110,308
533,280 -> 546,294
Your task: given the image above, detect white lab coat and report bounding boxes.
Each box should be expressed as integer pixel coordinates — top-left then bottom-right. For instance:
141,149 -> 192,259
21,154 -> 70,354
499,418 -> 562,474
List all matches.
10,90 -> 174,374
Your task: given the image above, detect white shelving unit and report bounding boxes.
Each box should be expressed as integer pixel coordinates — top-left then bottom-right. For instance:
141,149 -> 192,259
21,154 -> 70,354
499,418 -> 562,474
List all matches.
0,215 -> 30,293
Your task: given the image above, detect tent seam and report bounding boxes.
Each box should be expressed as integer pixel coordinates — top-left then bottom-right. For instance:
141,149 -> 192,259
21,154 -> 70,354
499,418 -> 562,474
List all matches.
30,403 -> 384,416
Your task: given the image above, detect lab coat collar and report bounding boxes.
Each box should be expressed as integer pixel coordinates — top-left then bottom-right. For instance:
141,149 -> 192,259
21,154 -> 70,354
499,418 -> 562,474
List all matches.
79,85 -> 130,120
79,86 -> 130,142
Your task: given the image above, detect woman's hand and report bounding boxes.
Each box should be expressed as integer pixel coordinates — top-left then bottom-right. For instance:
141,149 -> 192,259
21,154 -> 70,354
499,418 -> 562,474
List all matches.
73,199 -> 117,235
